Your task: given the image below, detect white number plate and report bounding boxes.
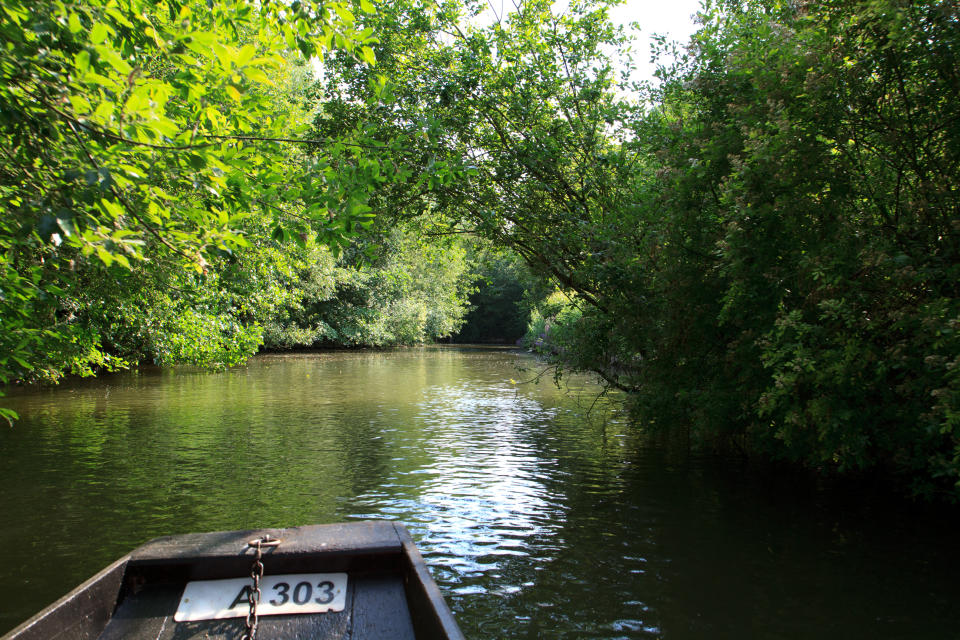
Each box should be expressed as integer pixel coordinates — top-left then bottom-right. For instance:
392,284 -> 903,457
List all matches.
174,573 -> 348,622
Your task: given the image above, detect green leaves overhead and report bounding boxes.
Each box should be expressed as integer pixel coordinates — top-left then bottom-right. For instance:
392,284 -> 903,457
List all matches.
316,0 -> 642,310
317,0 -> 960,499
0,0 -> 385,385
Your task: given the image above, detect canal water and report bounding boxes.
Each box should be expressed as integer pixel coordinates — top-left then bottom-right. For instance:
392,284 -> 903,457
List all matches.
0,346 -> 957,638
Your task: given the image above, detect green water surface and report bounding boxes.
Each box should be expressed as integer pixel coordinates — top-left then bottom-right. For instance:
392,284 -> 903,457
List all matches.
0,347 -> 957,638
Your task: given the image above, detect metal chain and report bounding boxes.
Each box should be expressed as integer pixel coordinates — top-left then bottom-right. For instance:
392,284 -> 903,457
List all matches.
241,534 -> 280,640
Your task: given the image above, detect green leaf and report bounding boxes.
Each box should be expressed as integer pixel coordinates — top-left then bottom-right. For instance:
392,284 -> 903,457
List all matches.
90,23 -> 109,44
95,246 -> 114,267
0,408 -> 18,426
75,49 -> 91,73
100,198 -> 124,219
212,43 -> 233,72
236,45 -> 256,66
95,45 -> 132,75
105,7 -> 134,28
68,13 -> 82,33
68,94 -> 92,114
360,0 -> 375,14
145,116 -> 179,138
222,231 -> 250,248
297,38 -> 313,59
333,4 -> 355,25
360,46 -> 376,65
94,101 -> 114,120
242,67 -> 273,85
1,5 -> 23,26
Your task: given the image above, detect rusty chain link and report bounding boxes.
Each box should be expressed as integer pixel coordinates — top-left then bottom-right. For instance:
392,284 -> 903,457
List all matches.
240,534 -> 280,640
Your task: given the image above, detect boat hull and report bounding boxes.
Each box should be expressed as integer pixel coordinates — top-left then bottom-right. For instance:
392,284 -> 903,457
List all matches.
3,521 -> 463,640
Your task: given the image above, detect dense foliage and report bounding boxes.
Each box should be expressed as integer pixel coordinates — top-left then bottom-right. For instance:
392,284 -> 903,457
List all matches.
258,225 -> 475,348
454,247 -> 546,344
664,0 -> 959,497
0,0 -> 474,422
0,0 -> 371,401
317,0 -> 959,499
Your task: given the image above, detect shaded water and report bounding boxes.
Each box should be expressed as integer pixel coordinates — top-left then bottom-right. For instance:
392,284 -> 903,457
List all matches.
0,346 -> 958,638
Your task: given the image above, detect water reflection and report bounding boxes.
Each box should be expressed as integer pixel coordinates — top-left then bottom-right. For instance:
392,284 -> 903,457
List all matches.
347,382 -> 568,606
1,347 -> 958,639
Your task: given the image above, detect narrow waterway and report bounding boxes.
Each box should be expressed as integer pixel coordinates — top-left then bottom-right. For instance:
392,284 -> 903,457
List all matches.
0,346 -> 957,638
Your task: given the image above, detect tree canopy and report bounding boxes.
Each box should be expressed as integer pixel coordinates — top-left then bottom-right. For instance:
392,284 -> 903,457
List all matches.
1,0 -> 390,414
314,0 -> 959,499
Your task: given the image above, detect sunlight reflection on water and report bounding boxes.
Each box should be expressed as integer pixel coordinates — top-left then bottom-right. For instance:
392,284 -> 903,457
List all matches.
2,348 -> 959,639
346,382 -> 570,603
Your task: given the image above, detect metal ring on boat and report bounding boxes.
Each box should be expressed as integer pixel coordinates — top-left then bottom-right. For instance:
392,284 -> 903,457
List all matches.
247,535 -> 282,548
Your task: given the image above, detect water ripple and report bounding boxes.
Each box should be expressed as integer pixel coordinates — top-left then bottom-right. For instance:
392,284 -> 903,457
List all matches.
4,348 -> 957,640
346,383 -> 569,593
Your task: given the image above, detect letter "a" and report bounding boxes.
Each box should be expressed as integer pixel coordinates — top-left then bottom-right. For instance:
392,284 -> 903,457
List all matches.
229,585 -> 253,609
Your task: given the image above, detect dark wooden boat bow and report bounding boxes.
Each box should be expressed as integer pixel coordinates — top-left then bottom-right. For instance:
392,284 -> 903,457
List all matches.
3,521 -> 464,640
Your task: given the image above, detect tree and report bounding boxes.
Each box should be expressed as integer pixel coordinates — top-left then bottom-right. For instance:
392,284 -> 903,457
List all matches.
317,0 -> 960,499
259,221 -> 476,348
0,0 -> 381,418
